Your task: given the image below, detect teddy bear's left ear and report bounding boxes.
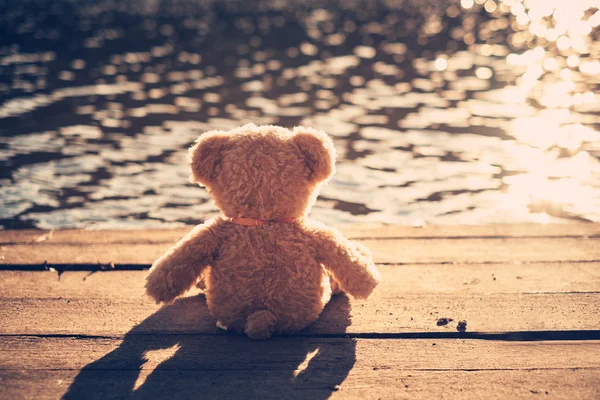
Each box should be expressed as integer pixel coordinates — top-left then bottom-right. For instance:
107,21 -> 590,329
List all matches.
292,127 -> 336,183
188,131 -> 230,186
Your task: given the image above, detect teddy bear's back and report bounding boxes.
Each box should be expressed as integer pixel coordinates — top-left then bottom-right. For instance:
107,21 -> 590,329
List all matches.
204,223 -> 332,334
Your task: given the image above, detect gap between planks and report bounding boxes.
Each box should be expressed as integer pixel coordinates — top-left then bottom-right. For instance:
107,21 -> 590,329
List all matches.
3,330 -> 600,341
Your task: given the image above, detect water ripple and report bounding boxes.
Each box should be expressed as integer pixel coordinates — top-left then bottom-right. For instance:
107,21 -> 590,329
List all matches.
0,0 -> 599,228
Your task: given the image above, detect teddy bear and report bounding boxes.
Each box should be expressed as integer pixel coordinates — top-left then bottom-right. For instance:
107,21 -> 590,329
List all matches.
145,123 -> 380,339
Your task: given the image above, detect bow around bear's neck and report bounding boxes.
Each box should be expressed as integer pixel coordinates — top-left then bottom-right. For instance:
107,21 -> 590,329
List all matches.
227,216 -> 298,227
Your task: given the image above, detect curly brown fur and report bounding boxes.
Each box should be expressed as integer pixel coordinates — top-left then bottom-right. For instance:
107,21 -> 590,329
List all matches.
146,123 -> 380,339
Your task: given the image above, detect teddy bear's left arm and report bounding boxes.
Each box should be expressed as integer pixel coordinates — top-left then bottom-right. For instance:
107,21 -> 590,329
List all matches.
145,218 -> 224,304
309,224 -> 381,299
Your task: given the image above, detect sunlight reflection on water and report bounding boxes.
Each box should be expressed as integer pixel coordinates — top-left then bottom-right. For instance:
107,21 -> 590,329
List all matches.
0,0 -> 599,228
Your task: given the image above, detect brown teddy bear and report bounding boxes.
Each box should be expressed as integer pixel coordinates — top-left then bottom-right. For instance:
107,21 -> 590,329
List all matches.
145,123 -> 380,339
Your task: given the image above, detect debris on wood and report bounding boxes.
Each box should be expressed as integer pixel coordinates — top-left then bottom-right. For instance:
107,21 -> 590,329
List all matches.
83,262 -> 116,281
436,317 -> 454,326
42,260 -> 66,280
99,262 -> 116,271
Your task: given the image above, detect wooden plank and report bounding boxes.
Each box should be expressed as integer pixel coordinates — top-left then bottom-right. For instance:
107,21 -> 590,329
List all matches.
0,229 -> 193,245
362,237 -> 600,264
1,291 -> 598,336
342,223 -> 600,239
2,369 -> 599,400
2,336 -> 600,371
2,237 -> 599,265
2,224 -> 599,400
1,261 -> 599,335
1,262 -> 599,299
0,337 -> 599,399
1,224 -> 598,244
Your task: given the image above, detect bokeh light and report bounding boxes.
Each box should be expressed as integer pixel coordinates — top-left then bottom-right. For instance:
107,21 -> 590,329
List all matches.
0,0 -> 599,228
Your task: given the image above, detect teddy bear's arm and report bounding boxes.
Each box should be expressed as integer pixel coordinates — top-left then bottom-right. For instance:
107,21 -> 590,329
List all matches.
145,219 -> 223,304
313,227 -> 381,299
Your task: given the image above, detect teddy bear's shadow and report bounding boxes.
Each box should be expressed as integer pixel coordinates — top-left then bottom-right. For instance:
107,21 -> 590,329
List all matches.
62,294 -> 355,400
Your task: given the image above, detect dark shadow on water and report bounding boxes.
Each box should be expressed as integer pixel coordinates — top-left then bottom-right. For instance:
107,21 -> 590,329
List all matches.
62,294 -> 355,400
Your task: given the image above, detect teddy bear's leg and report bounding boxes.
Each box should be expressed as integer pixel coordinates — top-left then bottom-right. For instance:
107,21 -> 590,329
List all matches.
216,320 -> 228,331
245,309 -> 278,340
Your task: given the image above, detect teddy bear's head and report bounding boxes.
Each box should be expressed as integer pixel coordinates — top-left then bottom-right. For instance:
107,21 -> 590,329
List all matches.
189,123 -> 336,220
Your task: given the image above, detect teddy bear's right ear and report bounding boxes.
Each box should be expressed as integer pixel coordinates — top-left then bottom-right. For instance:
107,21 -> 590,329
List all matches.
292,127 -> 336,184
188,131 -> 230,186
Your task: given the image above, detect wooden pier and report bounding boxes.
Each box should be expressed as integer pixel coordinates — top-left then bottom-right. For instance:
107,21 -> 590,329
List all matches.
1,224 -> 599,399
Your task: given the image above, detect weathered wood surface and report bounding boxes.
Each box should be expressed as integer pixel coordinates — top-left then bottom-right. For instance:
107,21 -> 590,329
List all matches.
1,224 -> 599,399
0,337 -> 599,399
3,237 -> 600,265
2,223 -> 599,244
5,336 -> 600,370
3,367 -> 599,399
3,293 -> 599,336
3,261 -> 599,298
1,264 -> 599,335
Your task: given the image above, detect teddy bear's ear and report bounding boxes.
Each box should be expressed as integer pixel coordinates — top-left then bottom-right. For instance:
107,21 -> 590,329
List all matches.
292,127 -> 336,183
188,131 -> 230,186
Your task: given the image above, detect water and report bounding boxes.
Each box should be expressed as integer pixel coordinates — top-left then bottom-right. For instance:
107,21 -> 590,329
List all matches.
1,0 -> 599,229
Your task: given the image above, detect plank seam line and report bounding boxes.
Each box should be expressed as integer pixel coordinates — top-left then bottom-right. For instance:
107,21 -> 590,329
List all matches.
378,260 -> 600,266
2,330 -> 600,341
355,235 -> 600,241
2,259 -> 600,271
3,290 -> 600,301
520,291 -> 600,295
1,235 -> 599,246
0,367 -> 599,372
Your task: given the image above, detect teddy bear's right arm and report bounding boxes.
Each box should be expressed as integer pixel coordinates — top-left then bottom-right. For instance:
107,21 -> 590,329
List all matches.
145,218 -> 224,304
309,224 -> 381,299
